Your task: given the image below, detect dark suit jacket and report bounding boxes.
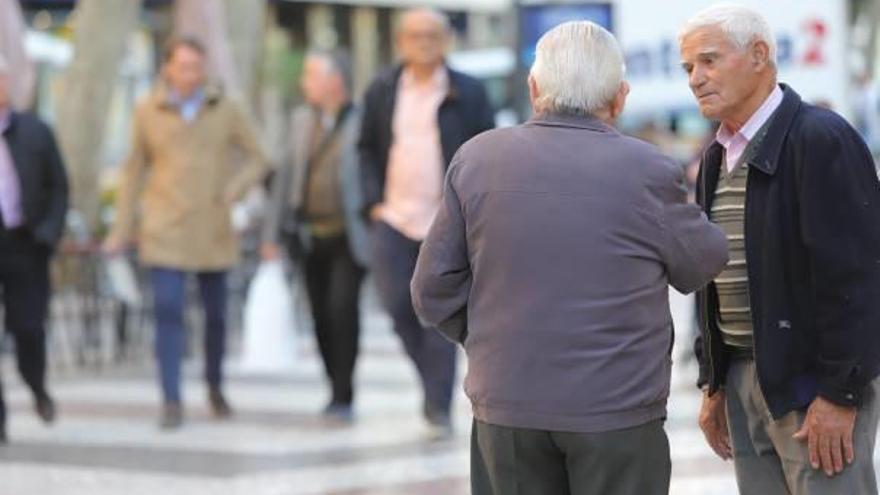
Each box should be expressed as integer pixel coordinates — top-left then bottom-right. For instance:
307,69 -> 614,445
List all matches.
3,112 -> 69,248
357,64 -> 495,216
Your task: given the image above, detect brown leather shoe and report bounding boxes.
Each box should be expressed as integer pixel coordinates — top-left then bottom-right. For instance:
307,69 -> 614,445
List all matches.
160,402 -> 183,430
208,387 -> 232,418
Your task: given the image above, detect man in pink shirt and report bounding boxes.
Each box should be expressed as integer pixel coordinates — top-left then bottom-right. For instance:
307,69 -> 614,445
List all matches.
681,5 -> 880,494
358,8 -> 494,438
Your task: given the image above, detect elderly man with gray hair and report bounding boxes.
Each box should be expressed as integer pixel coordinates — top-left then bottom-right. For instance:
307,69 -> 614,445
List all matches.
680,4 -> 880,494
411,21 -> 727,494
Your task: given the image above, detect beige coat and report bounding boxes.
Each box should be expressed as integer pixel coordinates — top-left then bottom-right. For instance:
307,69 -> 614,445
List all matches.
109,84 -> 268,271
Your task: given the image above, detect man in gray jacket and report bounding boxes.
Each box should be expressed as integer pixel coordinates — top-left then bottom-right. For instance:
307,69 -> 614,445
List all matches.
262,50 -> 369,422
411,21 -> 728,495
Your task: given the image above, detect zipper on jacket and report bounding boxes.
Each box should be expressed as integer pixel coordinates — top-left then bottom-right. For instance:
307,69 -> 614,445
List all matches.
700,148 -> 718,392
743,164 -> 772,414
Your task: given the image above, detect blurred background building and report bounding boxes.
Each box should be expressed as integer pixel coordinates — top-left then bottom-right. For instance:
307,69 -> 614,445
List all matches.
9,0 -> 878,218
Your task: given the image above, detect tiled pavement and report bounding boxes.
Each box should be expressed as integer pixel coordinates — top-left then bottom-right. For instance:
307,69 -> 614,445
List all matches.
0,290 -> 778,494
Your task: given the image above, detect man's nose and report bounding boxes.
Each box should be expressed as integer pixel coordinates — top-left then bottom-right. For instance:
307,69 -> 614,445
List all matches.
689,67 -> 706,91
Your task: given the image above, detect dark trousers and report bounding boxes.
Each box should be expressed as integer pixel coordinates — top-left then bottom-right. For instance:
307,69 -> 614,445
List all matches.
371,221 -> 457,415
291,234 -> 364,406
150,268 -> 227,404
0,231 -> 51,428
471,419 -> 671,495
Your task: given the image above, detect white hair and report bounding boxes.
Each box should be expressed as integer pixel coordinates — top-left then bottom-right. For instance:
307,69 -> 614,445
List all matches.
529,21 -> 625,117
679,4 -> 777,64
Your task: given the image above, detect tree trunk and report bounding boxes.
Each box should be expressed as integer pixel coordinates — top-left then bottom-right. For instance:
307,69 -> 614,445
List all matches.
56,0 -> 141,231
867,0 -> 880,77
223,0 -> 267,104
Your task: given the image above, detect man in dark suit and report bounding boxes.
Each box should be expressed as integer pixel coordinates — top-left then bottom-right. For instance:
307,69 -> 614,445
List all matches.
358,8 -> 494,439
0,54 -> 69,443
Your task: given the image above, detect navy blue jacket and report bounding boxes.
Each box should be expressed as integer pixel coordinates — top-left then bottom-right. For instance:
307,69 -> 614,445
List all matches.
357,64 -> 494,216
696,84 -> 880,418
2,112 -> 68,248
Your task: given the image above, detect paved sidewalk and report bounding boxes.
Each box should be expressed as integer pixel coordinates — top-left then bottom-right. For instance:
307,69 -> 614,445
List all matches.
1,290 -> 742,494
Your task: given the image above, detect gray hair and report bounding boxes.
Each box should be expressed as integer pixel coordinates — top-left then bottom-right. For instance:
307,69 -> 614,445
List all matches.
679,4 -> 777,64
529,21 -> 625,117
306,49 -> 353,93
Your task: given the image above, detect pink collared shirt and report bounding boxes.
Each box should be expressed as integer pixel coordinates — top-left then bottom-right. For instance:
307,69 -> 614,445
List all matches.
378,66 -> 448,241
716,85 -> 784,173
0,108 -> 23,228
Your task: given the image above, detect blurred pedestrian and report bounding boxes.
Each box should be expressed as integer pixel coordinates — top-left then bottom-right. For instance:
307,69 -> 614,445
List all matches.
852,72 -> 880,158
412,21 -> 727,494
358,8 -> 494,438
0,54 -> 68,443
261,49 -> 369,423
680,5 -> 880,493
104,37 -> 268,430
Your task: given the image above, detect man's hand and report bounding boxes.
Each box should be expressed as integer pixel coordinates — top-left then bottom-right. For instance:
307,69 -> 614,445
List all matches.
699,389 -> 732,460
793,396 -> 857,477
369,205 -> 382,222
260,242 -> 281,261
102,236 -> 128,257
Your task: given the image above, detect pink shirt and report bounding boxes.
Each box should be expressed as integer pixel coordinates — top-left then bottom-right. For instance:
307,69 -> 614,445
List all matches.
378,66 -> 448,241
0,109 -> 23,228
716,85 -> 784,173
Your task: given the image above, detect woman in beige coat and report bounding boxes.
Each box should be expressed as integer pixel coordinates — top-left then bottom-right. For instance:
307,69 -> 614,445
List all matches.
104,37 -> 267,429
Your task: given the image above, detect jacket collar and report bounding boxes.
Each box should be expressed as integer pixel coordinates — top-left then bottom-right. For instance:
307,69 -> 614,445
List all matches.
152,81 -> 223,111
528,112 -> 618,134
726,83 -> 802,176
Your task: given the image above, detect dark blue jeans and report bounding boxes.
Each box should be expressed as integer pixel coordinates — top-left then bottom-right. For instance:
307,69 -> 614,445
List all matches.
151,268 -> 227,404
371,222 -> 457,416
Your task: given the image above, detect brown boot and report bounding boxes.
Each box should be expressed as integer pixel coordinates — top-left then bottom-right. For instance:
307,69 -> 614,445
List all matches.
160,402 -> 183,430
208,387 -> 232,418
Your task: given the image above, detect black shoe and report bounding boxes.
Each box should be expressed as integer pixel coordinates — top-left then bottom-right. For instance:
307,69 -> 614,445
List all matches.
35,394 -> 56,425
160,402 -> 183,430
424,402 -> 454,440
321,402 -> 354,424
208,387 -> 232,418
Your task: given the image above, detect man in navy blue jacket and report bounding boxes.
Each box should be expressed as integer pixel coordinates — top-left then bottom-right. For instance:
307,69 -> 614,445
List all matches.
681,5 -> 880,493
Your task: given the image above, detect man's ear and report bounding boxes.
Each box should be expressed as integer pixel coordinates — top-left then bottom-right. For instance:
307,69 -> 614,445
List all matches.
751,40 -> 771,71
528,74 -> 540,110
610,80 -> 630,119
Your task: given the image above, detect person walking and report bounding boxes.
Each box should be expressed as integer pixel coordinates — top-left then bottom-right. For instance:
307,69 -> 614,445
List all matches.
0,54 -> 68,444
358,8 -> 494,438
261,50 -> 369,423
104,37 -> 268,429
